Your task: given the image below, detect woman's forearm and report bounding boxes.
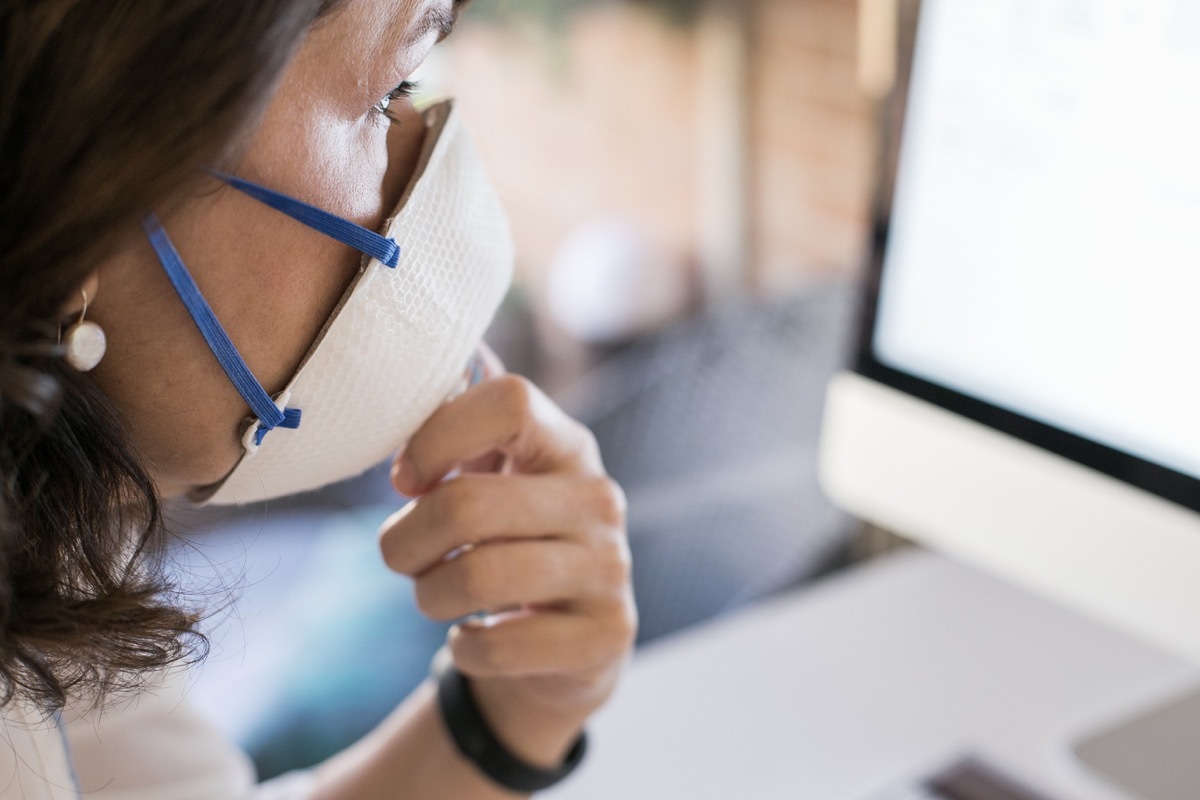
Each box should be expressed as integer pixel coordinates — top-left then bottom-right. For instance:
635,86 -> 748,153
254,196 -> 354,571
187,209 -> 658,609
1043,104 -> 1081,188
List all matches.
312,376 -> 635,799
307,678 -> 584,800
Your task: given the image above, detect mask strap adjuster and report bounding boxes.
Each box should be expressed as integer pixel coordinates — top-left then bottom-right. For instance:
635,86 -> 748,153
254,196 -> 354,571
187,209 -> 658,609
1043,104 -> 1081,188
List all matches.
213,172 -> 402,269
142,214 -> 302,452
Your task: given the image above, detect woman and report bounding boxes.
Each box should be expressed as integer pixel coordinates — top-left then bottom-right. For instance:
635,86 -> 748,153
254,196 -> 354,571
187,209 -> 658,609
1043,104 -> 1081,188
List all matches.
0,1 -> 636,797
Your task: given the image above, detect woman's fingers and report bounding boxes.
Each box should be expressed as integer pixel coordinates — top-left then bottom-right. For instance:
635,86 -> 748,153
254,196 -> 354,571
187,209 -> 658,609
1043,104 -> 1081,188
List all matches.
391,375 -> 603,495
379,472 -> 626,577
447,606 -> 638,679
411,539 -> 613,622
377,371 -> 637,725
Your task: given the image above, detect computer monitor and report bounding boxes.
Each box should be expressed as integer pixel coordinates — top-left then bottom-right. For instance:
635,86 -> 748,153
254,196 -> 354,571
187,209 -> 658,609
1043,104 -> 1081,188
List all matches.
819,0 -> 1200,793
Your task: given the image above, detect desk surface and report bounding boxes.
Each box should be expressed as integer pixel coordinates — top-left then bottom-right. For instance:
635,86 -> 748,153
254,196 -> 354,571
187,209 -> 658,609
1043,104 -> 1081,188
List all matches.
545,550 -> 1198,800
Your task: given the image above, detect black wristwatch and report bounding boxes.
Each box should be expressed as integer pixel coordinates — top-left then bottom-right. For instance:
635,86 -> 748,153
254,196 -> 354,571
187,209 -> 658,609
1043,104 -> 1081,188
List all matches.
433,651 -> 588,793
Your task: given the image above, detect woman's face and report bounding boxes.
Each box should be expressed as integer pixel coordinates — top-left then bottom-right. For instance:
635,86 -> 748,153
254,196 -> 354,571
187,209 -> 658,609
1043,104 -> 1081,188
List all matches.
87,0 -> 462,498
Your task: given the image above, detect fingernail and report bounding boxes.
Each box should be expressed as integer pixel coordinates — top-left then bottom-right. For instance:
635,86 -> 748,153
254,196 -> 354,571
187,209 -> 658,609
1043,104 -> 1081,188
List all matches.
392,454 -> 419,494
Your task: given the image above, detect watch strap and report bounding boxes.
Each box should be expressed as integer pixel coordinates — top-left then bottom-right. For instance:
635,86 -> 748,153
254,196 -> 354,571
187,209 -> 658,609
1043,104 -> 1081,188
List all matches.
434,658 -> 587,793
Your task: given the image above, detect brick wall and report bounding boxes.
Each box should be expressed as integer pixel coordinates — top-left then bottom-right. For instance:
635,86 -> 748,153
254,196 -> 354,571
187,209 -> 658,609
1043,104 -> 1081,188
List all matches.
445,0 -> 875,298
751,0 -> 875,291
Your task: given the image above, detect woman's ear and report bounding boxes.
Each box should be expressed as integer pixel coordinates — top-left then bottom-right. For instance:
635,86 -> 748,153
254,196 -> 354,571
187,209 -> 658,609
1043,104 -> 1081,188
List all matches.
60,272 -> 100,319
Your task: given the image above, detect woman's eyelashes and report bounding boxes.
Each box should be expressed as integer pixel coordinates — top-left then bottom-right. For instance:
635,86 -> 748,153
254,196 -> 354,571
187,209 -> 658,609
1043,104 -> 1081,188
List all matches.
374,80 -> 422,117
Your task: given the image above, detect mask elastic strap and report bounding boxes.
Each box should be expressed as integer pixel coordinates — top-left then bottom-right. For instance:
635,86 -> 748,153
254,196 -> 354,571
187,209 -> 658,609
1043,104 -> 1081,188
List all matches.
142,214 -> 302,447
213,172 -> 402,269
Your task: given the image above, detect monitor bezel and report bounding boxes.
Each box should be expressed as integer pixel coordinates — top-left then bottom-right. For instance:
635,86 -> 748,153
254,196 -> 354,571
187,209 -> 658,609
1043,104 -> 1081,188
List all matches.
854,0 -> 1200,515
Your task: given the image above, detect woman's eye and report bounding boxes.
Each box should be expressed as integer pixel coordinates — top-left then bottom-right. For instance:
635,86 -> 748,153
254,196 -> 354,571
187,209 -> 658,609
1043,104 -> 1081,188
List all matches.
374,80 -> 422,116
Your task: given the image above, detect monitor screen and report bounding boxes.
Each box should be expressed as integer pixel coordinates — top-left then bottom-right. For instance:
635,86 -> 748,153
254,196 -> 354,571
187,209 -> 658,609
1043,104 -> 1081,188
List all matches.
869,0 -> 1200,498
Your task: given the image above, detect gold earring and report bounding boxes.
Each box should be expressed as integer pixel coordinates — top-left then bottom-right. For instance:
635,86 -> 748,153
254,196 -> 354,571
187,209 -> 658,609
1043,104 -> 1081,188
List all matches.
62,289 -> 107,372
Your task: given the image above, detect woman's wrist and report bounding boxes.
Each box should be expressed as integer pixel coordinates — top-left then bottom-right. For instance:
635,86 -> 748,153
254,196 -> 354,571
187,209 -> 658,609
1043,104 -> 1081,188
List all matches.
465,674 -> 590,770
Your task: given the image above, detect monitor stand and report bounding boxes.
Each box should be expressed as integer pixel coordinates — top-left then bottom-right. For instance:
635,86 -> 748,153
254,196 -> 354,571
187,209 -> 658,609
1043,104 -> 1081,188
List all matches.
1074,684 -> 1200,800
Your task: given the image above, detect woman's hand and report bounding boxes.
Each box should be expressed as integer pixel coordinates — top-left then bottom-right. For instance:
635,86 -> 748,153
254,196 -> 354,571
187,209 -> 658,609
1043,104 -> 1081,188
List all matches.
378,374 -> 637,767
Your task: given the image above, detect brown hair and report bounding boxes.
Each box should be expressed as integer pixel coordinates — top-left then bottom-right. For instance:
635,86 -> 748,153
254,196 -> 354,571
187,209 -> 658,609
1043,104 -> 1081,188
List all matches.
0,1 -> 336,712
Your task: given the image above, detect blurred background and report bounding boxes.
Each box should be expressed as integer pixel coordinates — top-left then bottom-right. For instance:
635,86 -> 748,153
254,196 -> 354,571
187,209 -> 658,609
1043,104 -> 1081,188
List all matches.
175,0 -> 896,779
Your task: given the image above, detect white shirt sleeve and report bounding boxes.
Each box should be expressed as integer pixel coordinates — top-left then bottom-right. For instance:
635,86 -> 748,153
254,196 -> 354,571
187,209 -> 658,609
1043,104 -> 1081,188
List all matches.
61,669 -> 317,800
0,701 -> 78,800
253,771 -> 320,799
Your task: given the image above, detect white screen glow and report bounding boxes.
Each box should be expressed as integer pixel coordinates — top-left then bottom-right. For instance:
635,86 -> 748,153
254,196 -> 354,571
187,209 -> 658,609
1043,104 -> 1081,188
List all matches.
875,0 -> 1200,480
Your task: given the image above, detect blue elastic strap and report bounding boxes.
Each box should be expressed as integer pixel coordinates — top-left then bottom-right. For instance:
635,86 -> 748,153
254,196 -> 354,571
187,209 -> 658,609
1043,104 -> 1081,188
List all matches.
216,173 -> 401,269
54,710 -> 83,799
142,214 -> 302,444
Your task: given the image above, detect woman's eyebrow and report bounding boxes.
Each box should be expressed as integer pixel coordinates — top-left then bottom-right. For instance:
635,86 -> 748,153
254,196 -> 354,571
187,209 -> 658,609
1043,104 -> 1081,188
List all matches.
403,0 -> 464,46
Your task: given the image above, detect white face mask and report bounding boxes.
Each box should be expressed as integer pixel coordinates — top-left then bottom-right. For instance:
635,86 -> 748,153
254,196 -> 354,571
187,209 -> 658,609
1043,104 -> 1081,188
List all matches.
143,101 -> 513,505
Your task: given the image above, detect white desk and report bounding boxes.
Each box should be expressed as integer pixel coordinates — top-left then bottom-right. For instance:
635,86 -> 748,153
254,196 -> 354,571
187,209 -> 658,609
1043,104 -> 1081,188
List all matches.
545,550 -> 1198,800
